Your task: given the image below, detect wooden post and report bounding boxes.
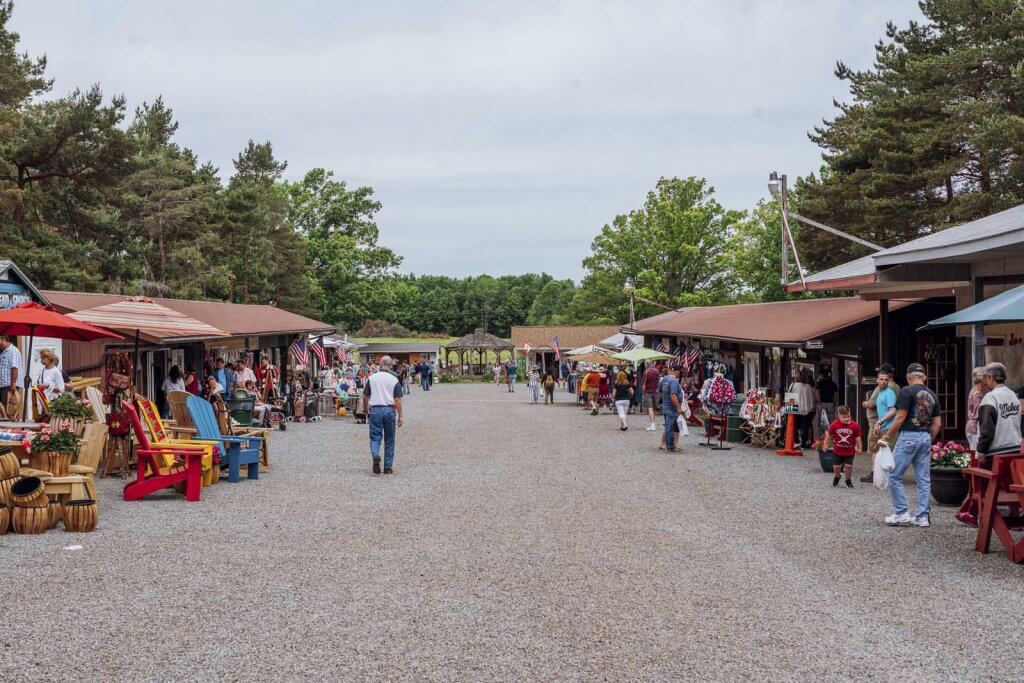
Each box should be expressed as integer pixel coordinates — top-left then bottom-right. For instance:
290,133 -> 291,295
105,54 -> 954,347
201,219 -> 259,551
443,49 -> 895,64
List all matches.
878,299 -> 889,364
972,277 -> 986,367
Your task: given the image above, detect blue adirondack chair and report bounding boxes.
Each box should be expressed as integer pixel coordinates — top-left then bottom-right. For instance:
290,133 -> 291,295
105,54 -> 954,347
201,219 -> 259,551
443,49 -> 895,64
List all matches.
186,395 -> 262,483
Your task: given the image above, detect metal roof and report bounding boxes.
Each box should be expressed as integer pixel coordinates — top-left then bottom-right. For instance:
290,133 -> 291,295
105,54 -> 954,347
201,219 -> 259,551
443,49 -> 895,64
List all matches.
800,255 -> 878,285
43,291 -> 334,339
628,297 -> 911,346
874,203 -> 1024,265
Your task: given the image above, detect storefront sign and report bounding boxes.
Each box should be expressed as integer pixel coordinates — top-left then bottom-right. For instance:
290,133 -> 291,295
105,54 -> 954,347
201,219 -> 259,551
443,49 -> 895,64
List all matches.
0,291 -> 31,311
805,340 -> 823,350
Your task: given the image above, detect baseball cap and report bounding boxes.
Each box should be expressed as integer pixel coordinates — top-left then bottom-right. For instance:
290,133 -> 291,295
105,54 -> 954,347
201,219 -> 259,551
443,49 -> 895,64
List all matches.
906,362 -> 926,375
876,362 -> 895,375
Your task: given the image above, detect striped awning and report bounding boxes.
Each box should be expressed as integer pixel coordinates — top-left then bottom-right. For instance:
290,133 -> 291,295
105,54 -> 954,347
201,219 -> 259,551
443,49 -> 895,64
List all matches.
69,296 -> 229,342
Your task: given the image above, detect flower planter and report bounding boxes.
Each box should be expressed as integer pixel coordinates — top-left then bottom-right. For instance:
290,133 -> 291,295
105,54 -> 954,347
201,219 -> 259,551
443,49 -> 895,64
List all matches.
931,467 -> 969,506
0,450 -> 20,479
10,476 -> 48,508
49,417 -> 84,435
817,448 -> 835,472
47,452 -> 73,477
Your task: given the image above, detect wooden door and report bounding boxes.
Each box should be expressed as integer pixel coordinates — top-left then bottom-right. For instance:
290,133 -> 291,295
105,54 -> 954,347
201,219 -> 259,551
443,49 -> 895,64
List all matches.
917,335 -> 964,438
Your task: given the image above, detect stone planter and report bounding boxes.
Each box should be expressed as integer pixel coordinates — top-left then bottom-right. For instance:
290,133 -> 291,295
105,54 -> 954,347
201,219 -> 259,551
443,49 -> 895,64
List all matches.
931,467 -> 969,507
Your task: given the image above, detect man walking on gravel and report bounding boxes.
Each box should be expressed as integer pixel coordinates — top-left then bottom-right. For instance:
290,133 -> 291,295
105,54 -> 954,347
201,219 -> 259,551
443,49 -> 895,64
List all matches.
878,363 -> 941,527
642,362 -> 660,431
361,355 -> 404,475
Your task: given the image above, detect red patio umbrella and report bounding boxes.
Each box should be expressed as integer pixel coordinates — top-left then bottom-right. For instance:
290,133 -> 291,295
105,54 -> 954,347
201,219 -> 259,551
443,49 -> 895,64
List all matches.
0,302 -> 123,416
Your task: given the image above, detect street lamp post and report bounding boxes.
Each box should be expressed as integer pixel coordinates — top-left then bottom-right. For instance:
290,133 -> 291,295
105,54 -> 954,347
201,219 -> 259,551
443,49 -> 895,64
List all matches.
624,278 -> 636,328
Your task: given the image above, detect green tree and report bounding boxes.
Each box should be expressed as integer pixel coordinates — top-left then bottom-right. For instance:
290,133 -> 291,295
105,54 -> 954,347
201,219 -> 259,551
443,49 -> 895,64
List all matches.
569,176 -> 741,323
526,278 -> 576,325
286,167 -> 401,329
799,0 -> 1024,271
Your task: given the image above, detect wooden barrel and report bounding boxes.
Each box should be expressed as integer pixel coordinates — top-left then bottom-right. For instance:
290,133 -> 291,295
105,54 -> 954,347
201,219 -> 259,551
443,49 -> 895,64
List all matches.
0,450 -> 19,479
0,476 -> 16,506
46,499 -> 64,529
10,476 -> 48,508
48,452 -> 72,478
63,499 -> 98,532
12,505 -> 48,534
0,506 -> 9,535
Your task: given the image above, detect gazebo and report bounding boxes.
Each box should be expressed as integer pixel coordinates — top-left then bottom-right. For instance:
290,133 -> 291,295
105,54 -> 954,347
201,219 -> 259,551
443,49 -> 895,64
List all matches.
445,328 -> 513,375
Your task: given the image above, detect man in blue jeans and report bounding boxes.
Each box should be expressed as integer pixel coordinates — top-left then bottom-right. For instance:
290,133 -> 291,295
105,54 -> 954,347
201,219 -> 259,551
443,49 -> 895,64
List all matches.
361,355 -> 404,475
659,365 -> 684,452
878,362 -> 942,527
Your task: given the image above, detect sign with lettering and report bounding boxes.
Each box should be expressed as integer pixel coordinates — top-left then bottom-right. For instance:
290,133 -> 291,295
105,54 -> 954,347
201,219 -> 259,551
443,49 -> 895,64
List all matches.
0,291 -> 31,311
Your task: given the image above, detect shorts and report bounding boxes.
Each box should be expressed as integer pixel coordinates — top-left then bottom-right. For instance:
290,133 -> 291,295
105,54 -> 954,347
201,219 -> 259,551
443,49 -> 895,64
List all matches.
832,454 -> 855,466
642,392 -> 658,408
587,388 -> 599,399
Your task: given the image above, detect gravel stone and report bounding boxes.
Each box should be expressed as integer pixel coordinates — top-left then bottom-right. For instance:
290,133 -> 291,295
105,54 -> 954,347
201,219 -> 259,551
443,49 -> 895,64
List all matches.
1,383 -> 1023,681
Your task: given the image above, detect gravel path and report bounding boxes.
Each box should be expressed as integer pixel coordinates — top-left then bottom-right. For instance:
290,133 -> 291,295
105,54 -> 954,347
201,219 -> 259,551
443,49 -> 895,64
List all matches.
2,383 -> 1023,681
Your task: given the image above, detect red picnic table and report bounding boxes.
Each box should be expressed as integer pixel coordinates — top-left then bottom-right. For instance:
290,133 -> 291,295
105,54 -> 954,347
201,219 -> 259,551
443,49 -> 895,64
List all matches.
963,452 -> 1024,563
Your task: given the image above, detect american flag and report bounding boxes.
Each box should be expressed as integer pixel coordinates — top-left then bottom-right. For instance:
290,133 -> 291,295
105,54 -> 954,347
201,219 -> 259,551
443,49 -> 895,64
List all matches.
290,338 -> 310,366
684,347 -> 701,371
655,340 -> 669,353
551,337 -> 561,360
336,346 -> 348,363
310,340 -> 328,367
673,346 -> 686,363
621,337 -> 637,352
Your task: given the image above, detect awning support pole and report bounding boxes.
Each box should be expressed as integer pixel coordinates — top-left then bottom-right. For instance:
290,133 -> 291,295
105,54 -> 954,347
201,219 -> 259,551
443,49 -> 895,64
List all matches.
972,277 -> 986,367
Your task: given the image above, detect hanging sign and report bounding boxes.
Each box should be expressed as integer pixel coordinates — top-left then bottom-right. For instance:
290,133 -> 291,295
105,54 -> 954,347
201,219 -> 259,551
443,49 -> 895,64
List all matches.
805,340 -> 823,350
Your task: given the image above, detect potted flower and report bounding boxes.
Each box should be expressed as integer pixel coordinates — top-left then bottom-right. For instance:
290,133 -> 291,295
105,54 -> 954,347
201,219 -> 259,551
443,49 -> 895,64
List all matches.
811,438 -> 834,473
48,393 -> 94,435
29,426 -> 81,477
930,440 -> 970,506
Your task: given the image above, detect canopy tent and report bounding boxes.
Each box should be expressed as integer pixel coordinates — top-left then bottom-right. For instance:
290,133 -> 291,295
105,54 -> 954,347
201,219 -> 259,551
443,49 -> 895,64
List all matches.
918,284 -> 1024,331
611,347 -> 674,363
69,296 -> 229,343
0,302 -> 122,417
598,332 -> 642,350
566,344 -> 613,357
568,351 -> 619,365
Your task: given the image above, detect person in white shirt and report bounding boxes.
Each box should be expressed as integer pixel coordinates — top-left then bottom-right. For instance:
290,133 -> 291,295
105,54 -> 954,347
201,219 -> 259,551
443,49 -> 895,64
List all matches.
361,355 -> 404,475
36,348 -> 65,401
235,358 -> 257,387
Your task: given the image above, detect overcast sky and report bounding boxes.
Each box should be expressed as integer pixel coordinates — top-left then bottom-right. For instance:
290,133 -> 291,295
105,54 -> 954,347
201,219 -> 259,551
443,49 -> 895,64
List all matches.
16,1 -> 921,280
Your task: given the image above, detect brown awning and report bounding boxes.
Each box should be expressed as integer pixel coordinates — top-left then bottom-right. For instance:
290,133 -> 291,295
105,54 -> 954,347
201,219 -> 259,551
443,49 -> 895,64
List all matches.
629,297 -> 912,346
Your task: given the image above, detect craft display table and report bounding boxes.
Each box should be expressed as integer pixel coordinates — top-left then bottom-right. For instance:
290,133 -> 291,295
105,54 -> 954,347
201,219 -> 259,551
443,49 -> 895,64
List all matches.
964,453 -> 1024,563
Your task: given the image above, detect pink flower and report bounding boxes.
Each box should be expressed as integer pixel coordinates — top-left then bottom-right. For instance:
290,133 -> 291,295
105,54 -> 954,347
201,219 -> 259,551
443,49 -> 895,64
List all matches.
40,434 -> 50,442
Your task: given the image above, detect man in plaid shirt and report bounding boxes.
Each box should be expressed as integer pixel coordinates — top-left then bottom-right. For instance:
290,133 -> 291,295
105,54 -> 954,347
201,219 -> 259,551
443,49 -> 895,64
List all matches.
0,336 -> 22,409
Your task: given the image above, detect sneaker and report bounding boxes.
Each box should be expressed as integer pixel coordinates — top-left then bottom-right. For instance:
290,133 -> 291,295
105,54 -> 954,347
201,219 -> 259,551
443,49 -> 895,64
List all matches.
620,426 -> 627,431
885,512 -> 914,526
832,476 -> 840,487
913,514 -> 930,527
860,473 -> 873,483
383,467 -> 393,475
845,479 -> 854,489
646,424 -> 657,432
372,459 -> 381,475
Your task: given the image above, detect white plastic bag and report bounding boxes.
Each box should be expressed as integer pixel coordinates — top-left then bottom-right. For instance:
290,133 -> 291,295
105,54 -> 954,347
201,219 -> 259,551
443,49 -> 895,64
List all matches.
677,415 -> 690,436
873,442 -> 895,490
682,399 -> 692,419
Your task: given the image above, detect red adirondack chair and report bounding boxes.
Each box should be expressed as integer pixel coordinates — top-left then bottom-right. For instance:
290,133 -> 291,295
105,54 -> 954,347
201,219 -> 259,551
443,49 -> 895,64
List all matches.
121,401 -> 206,503
963,452 -> 1024,562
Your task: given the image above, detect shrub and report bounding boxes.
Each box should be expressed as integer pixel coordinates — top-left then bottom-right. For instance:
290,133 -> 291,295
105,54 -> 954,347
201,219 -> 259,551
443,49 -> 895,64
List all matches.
355,320 -> 411,338
49,393 -> 94,419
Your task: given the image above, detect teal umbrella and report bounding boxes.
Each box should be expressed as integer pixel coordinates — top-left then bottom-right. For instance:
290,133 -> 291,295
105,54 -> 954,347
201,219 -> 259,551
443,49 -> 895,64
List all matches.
610,347 -> 673,363
918,283 -> 1024,331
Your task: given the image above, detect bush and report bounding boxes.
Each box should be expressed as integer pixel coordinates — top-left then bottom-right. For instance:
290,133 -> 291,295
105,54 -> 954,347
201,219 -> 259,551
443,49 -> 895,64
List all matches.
355,319 -> 411,338
437,372 -> 456,384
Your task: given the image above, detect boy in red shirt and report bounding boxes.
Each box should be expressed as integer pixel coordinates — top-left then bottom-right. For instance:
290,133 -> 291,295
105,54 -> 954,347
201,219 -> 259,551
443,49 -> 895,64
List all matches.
825,405 -> 862,488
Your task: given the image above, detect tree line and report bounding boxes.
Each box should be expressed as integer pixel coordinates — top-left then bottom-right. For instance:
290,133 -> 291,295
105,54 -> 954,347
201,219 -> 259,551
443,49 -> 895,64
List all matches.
1,1 -> 1018,337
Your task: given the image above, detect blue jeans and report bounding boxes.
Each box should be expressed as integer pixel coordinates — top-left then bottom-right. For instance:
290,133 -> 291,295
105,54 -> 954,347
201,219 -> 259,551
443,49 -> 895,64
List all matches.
369,406 -> 397,468
888,431 -> 932,517
421,375 -> 429,391
508,376 -> 515,392
664,411 -> 679,451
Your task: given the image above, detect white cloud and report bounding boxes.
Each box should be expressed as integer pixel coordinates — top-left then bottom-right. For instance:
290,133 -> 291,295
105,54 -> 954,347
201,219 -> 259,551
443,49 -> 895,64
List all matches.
14,0 -> 922,278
